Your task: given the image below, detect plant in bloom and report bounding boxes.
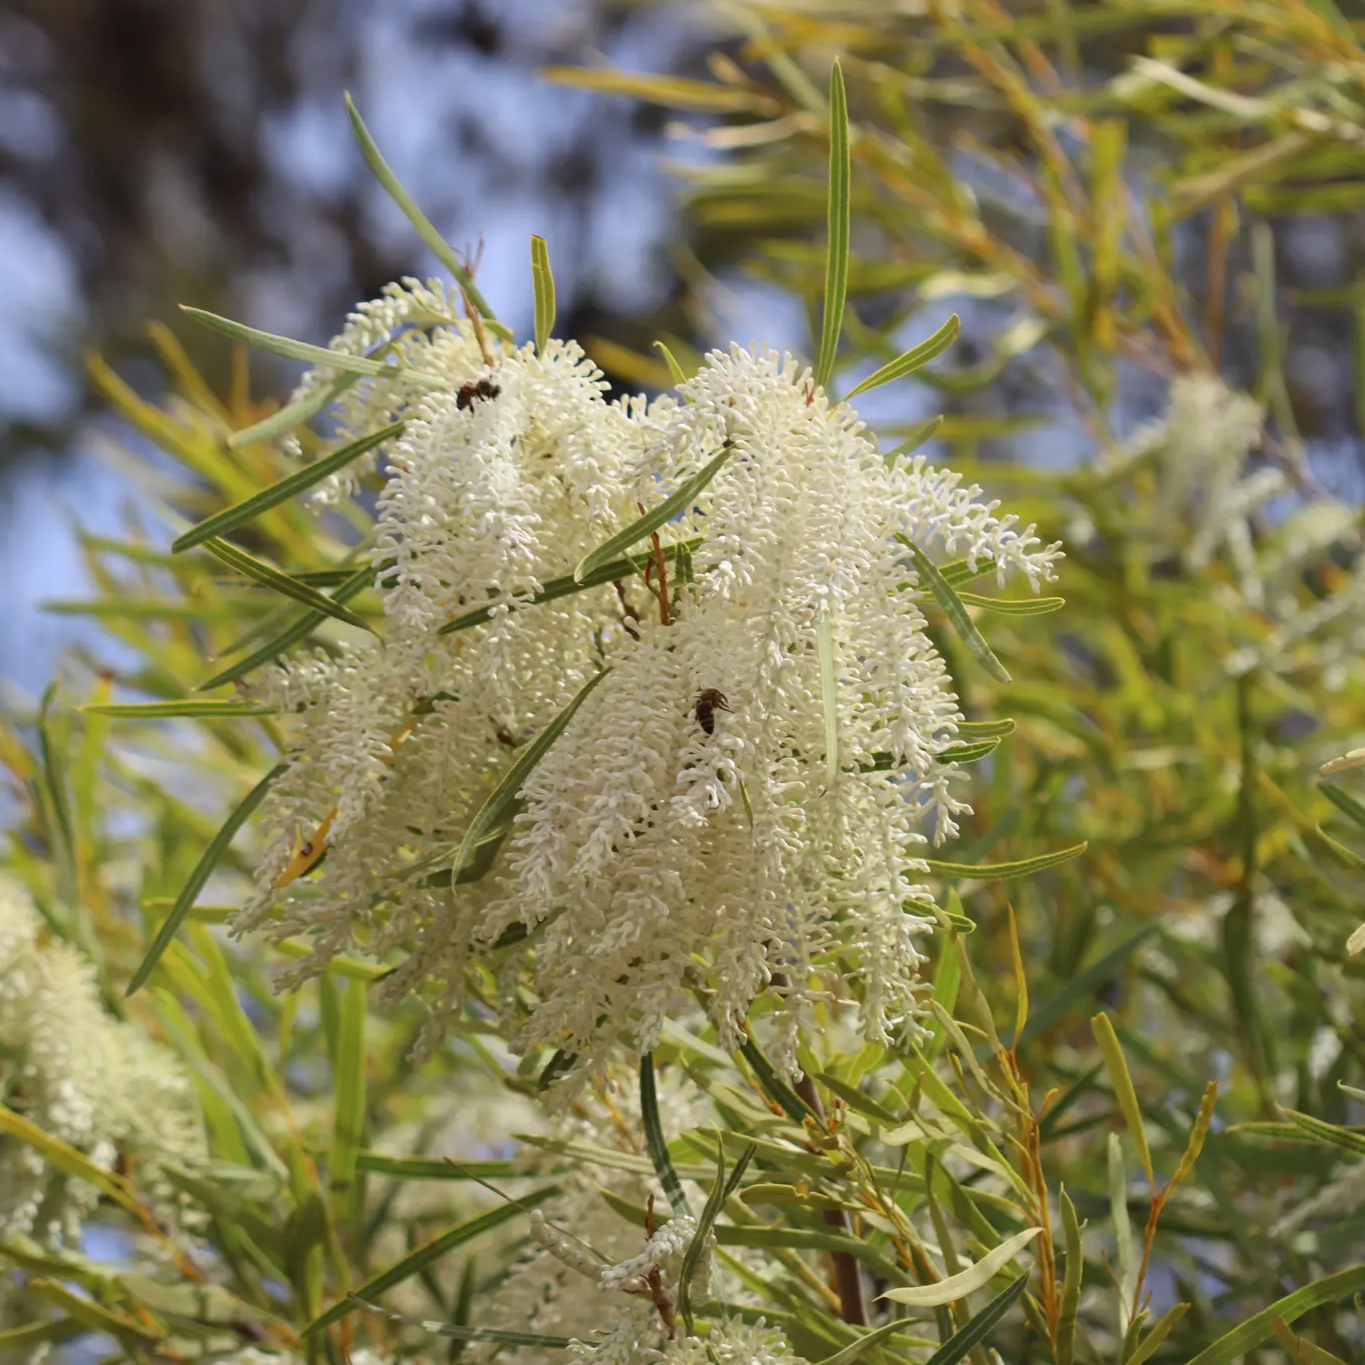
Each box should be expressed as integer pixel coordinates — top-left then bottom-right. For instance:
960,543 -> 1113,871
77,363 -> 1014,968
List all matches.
232,284 -> 1060,1086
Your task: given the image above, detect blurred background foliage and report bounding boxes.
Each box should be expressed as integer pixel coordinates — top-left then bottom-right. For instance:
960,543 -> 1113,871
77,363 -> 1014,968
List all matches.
8,0 -> 1365,1362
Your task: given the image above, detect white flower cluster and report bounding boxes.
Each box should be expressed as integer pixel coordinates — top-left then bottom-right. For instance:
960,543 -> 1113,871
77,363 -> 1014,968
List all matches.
471,1066 -> 718,1365
1115,374 -> 1274,604
0,873 -> 205,1247
236,293 -> 1060,1082
658,1320 -> 811,1365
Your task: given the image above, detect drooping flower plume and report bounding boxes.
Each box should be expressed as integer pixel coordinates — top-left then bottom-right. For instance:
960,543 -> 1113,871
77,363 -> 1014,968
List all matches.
235,295 -> 1060,1084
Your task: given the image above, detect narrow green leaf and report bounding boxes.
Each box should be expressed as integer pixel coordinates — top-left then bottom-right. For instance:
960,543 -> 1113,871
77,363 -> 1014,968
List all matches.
198,565 -> 377,690
29,1280 -> 162,1345
940,558 -> 998,588
814,1316 -> 940,1365
329,977 -> 368,1228
1094,1012 -> 1154,1189
0,1105 -> 139,1214
817,608 -> 839,785
846,314 -> 960,400
956,718 -> 1016,739
1021,926 -> 1158,1042
679,1144 -> 756,1335
306,1187 -> 559,1334
531,235 -> 556,355
653,340 -> 689,385
1183,1265 -> 1365,1365
881,1228 -> 1042,1306
814,59 -> 850,392
936,738 -> 1000,764
127,764 -> 287,995
884,415 -> 943,463
955,592 -> 1066,617
899,538 -> 1010,682
227,371 -> 359,449
640,1053 -> 692,1217
348,1296 -> 573,1349
201,538 -> 374,632
1057,1188 -> 1082,1365
1279,1107 -> 1365,1158
79,699 -> 277,719
1319,781 -> 1365,831
737,1034 -> 814,1126
924,843 -> 1086,879
181,307 -> 437,383
344,94 -> 507,338
923,1269 -> 1031,1365
814,1073 -> 900,1126
355,1153 -> 519,1181
1126,1303 -> 1189,1365
574,444 -> 733,583
0,1320 -> 84,1351
538,1049 -> 578,1092
174,421 -> 403,551
440,538 -> 701,634
450,670 -> 609,879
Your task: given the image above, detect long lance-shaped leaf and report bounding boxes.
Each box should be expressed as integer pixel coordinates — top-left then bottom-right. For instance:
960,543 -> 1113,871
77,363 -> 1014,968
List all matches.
884,415 -> 943,463
355,1153 -> 520,1181
881,1227 -> 1042,1307
679,1143 -> 756,1336
1319,780 -> 1365,830
29,1281 -> 162,1345
1126,1305 -> 1190,1365
574,444 -> 733,582
1056,1188 -> 1082,1365
640,1053 -> 692,1217
228,370 -> 359,449
0,1105 -> 139,1214
181,306 -> 441,384
846,314 -> 961,401
347,1296 -> 573,1349
79,700 -> 278,719
440,538 -> 702,634
1278,1106 -> 1365,1158
198,564 -> 377,691
449,670 -> 610,879
737,1033 -> 814,1125
956,718 -> 1015,739
200,538 -> 374,632
653,340 -> 689,385
812,1318 -> 940,1365
0,1320 -> 84,1352
814,59 -> 849,392
306,1188 -> 559,1334
923,843 -> 1087,880
1092,1011 -> 1154,1189
344,94 -> 508,339
922,1269 -> 1031,1365
1184,1265 -> 1365,1365
127,764 -> 288,995
955,592 -> 1066,617
899,537 -> 1010,683
936,738 -> 1000,764
531,235 -> 556,354
174,421 -> 404,551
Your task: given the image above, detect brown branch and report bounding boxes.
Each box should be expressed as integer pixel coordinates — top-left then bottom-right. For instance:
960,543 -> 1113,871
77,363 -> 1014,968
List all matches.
791,1070 -> 870,1327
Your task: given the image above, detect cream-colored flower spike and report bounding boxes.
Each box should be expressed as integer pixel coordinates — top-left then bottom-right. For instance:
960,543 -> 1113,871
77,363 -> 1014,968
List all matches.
482,346 -> 1060,1077
236,330 -> 1060,1086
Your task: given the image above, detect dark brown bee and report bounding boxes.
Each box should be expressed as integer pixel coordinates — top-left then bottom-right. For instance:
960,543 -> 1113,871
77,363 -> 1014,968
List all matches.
457,376 -> 501,410
693,688 -> 731,735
